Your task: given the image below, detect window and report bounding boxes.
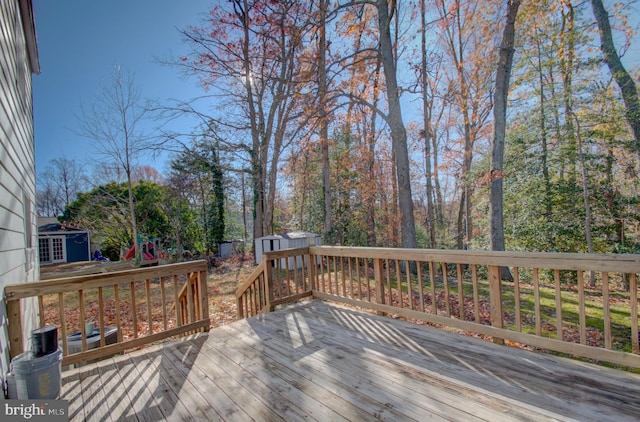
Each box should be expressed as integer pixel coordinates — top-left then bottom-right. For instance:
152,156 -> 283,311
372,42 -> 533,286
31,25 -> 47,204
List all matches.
39,237 -> 66,264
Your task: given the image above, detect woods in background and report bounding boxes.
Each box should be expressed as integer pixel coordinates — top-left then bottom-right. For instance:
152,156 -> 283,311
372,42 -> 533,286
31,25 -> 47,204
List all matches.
39,0 -> 640,257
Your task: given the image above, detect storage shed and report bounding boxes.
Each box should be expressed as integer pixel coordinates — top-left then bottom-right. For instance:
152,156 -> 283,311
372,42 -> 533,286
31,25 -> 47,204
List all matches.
255,231 -> 321,267
218,239 -> 244,258
38,219 -> 91,264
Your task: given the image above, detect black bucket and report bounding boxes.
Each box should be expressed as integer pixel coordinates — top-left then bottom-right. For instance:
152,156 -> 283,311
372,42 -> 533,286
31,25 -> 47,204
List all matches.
31,326 -> 58,357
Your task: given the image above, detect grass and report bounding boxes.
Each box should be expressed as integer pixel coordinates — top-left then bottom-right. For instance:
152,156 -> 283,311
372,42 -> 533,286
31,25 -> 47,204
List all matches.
317,262 -> 637,354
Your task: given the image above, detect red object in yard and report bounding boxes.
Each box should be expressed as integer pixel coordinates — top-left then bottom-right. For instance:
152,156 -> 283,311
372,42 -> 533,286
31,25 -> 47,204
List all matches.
124,245 -> 136,260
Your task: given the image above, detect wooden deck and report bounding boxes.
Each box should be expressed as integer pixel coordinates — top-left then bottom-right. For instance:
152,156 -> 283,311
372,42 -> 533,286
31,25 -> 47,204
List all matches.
61,299 -> 640,421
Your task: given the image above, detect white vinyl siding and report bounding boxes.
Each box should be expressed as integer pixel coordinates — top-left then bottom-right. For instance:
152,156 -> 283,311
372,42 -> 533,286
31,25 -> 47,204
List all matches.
0,0 -> 39,387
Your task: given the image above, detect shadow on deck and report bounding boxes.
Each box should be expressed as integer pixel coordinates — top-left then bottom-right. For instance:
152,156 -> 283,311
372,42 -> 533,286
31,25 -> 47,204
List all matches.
61,299 -> 640,421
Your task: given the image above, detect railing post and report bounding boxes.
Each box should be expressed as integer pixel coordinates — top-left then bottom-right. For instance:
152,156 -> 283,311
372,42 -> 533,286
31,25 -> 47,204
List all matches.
307,251 -> 316,291
199,269 -> 210,331
264,258 -> 274,312
7,299 -> 23,359
236,296 -> 244,319
488,265 -> 505,345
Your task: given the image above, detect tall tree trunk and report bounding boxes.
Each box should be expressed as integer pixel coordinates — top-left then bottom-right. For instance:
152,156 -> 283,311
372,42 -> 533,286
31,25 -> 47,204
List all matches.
420,0 -> 436,248
574,115 -> 596,286
534,25 -> 553,222
126,171 -> 140,266
377,0 -> 417,249
318,0 -> 332,241
456,189 -> 466,249
432,133 -> 444,227
235,0 -> 263,241
560,0 -> 577,183
366,60 -> 382,247
590,0 -> 640,149
489,0 -> 520,281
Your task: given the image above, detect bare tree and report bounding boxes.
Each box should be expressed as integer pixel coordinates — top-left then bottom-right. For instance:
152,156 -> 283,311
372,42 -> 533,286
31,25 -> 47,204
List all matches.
36,157 -> 87,217
76,67 -> 151,264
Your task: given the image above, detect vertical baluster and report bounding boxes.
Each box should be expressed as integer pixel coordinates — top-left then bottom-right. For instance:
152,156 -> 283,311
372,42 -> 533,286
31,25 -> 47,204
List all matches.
514,267 -> 521,332
146,279 -> 153,335
160,277 -> 168,331
362,259 -> 371,302
293,254 -> 299,294
337,257 -> 349,297
533,268 -> 541,336
554,269 -> 562,340
356,258 -> 362,300
577,271 -> 586,345
472,265 -> 480,324
114,285 -> 122,343
98,287 -> 105,347
386,259 -> 392,305
275,259 -> 282,299
284,256 -> 291,297
348,257 -> 354,298
602,272 -> 611,349
58,293 -> 67,355
173,275 -> 181,327
130,281 -> 138,339
332,256 -> 338,295
392,259 -> 400,308
429,262 -> 436,315
320,255 -> 326,292
443,263 -> 450,317
630,273 -> 638,354
187,274 -> 195,324
457,263 -> 464,319
418,262 -> 424,313
407,262 -> 413,311
38,296 -> 45,328
79,289 -> 87,351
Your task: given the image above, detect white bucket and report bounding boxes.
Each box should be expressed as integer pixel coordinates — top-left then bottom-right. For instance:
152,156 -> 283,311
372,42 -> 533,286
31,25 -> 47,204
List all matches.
12,347 -> 62,399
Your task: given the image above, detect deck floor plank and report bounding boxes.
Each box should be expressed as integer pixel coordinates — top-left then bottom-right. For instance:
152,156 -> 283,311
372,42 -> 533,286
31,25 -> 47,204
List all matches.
113,353 -> 167,421
206,325 -> 417,421
128,349 -> 198,421
61,299 -> 640,422
77,362 -> 113,422
213,317 -> 464,421
184,338 -> 332,421
162,340 -> 287,422
60,368 -> 84,421
157,340 -> 247,422
93,358 -> 138,422
237,310 -> 532,421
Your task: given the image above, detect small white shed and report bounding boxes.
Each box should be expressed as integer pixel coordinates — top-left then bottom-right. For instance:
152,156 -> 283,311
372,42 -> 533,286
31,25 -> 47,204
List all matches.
218,239 -> 244,258
255,231 -> 321,267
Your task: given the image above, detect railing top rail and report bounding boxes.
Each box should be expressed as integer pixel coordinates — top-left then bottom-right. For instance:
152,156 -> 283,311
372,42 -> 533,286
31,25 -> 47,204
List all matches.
262,247 -> 310,260
5,260 -> 208,301
308,246 -> 640,273
235,261 -> 266,299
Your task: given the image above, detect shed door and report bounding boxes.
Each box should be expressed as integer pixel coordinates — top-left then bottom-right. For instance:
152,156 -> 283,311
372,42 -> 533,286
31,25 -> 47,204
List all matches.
39,237 -> 66,263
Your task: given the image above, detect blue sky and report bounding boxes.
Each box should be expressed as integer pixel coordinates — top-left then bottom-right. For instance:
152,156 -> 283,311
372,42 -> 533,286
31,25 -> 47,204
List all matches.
32,1 -> 639,181
32,0 -> 213,177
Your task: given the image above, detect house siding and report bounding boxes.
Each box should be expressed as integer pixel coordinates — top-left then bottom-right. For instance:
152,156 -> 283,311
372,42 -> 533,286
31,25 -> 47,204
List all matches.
0,0 -> 39,390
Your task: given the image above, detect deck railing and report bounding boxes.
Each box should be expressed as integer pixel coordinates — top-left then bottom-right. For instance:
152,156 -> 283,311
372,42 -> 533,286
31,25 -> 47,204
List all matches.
237,246 -> 640,368
6,260 -> 209,366
236,248 -> 315,318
